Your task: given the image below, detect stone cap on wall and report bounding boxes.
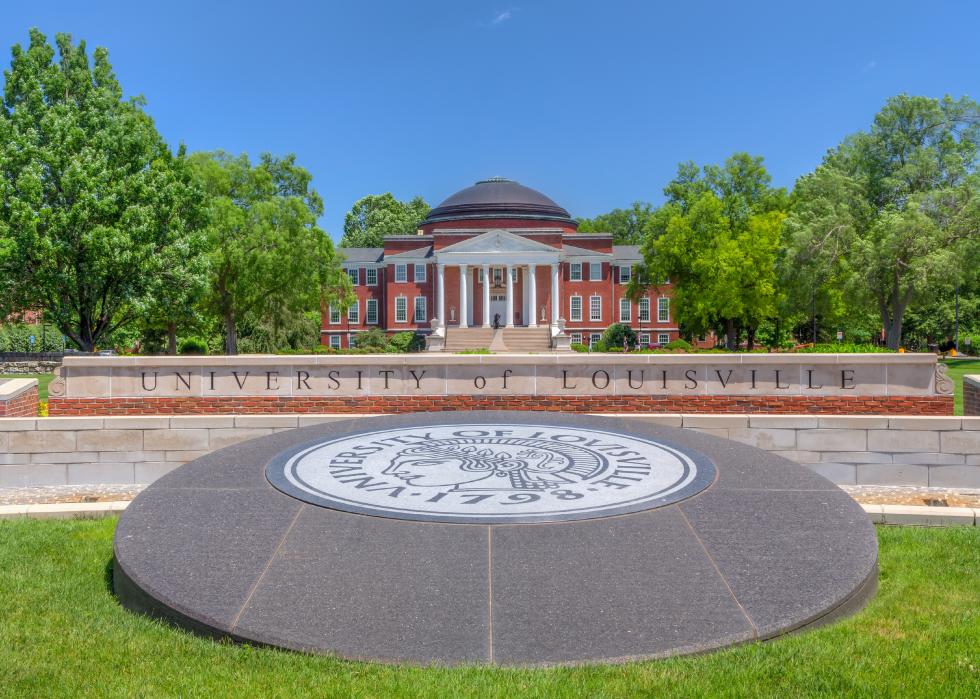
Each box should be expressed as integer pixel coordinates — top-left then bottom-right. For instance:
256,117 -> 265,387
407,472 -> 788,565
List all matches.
0,378 -> 38,400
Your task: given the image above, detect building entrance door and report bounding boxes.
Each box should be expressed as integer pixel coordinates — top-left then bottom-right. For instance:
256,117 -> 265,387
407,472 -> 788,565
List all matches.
489,294 -> 507,326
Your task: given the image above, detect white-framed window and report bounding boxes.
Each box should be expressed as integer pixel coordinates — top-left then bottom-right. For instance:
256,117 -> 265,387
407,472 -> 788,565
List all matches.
570,263 -> 582,281
658,333 -> 670,345
570,333 -> 582,345
639,332 -> 650,346
619,265 -> 631,284
395,297 -> 408,323
346,268 -> 359,286
365,268 -> 378,286
414,296 -> 427,323
395,264 -> 408,283
329,334 -> 341,349
569,296 -> 582,322
589,262 -> 602,281
511,268 -> 518,282
478,268 -> 484,283
638,298 -> 651,322
347,301 -> 359,324
414,263 -> 426,282
366,299 -> 378,324
329,305 -> 341,324
493,268 -> 503,285
348,332 -> 358,348
589,333 -> 602,349
590,295 -> 602,322
658,297 -> 670,322
619,298 -> 631,322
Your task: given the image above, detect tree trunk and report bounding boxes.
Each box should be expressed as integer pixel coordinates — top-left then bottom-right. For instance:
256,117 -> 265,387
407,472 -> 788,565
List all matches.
224,309 -> 238,355
166,322 -> 177,356
885,316 -> 904,350
724,318 -> 737,350
747,326 -> 756,352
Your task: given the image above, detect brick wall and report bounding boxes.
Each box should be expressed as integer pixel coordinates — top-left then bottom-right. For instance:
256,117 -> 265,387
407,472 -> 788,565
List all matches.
966,375 -> 979,416
0,380 -> 38,417
2,413 -> 977,488
48,394 -> 953,416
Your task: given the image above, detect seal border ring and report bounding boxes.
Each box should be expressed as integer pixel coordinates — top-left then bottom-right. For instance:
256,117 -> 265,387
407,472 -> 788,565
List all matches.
266,423 -> 717,524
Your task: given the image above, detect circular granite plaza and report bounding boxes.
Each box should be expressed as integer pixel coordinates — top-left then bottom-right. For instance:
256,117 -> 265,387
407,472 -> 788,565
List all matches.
113,412 -> 878,665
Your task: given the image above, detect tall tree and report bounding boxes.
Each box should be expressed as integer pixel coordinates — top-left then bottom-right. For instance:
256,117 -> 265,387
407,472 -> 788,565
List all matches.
0,30 -> 205,351
577,202 -> 655,244
631,154 -> 787,349
189,151 -> 352,355
340,193 -> 429,248
783,95 -> 980,349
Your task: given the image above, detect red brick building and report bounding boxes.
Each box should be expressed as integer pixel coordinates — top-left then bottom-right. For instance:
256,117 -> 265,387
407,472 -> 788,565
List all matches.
322,178 -> 678,350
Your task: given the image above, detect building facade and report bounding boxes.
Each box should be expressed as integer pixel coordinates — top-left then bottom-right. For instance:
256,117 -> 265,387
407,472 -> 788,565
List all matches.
322,178 -> 678,350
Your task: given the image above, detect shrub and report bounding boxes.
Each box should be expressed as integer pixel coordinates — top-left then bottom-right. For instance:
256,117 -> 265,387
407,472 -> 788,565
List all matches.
0,323 -> 66,353
353,327 -> 389,351
570,343 -> 589,353
177,337 -> 208,355
456,348 -> 491,354
794,343 -> 893,354
388,331 -> 425,353
601,323 -> 638,351
664,338 -> 693,351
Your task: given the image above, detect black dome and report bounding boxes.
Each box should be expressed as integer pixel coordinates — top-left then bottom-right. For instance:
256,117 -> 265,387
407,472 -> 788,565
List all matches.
423,177 -> 574,226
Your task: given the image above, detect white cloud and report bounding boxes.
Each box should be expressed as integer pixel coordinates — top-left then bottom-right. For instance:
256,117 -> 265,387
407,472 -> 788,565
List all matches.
492,10 -> 512,24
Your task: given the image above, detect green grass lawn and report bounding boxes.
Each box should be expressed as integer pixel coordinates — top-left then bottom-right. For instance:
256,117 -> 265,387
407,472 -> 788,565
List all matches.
941,358 -> 980,415
0,372 -> 54,402
0,519 -> 976,698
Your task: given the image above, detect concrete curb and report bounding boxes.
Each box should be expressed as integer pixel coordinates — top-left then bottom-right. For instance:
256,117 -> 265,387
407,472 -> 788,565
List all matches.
1,500 -> 977,526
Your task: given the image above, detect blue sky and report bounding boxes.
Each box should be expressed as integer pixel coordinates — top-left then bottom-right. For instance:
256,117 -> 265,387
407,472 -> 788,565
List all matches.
2,1 -> 978,240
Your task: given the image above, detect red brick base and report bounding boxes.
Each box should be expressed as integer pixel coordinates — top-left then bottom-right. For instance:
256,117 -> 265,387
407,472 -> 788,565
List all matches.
0,385 -> 39,417
47,394 -> 953,416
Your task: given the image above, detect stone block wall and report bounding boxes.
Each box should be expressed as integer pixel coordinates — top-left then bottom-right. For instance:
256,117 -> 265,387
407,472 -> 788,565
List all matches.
0,360 -> 60,374
0,379 -> 39,417
1,413 -> 978,488
965,375 -> 979,416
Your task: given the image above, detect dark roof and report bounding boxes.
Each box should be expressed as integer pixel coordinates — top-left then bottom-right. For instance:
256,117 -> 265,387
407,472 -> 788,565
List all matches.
612,245 -> 642,262
338,248 -> 384,263
423,177 -> 576,226
384,246 -> 434,261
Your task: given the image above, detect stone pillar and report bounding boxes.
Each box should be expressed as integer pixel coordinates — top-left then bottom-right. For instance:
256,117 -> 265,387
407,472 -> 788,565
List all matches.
458,264 -> 468,328
551,263 -> 559,325
505,264 -> 514,327
482,264 -> 491,328
437,263 -> 446,325
527,264 -> 537,327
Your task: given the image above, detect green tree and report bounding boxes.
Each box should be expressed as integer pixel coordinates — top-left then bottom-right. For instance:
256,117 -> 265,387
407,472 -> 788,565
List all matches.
0,30 -> 205,351
632,154 -> 787,349
783,95 -> 980,349
189,151 -> 352,355
340,193 -> 430,248
577,202 -> 655,244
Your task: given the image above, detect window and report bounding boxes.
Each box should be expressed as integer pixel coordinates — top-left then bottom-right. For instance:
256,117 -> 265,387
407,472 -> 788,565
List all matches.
570,333 -> 582,345
589,262 -> 602,281
395,297 -> 408,323
347,302 -> 359,324
658,297 -> 670,322
619,265 -> 631,284
619,298 -> 631,322
570,263 -> 582,281
511,268 -> 518,282
638,298 -> 651,322
639,332 -> 650,346
569,296 -> 582,322
366,299 -> 378,324
414,296 -> 427,323
329,305 -> 341,324
590,295 -> 602,322
414,263 -> 426,282
395,264 -> 407,283
478,268 -> 484,283
365,268 -> 378,286
348,333 -> 358,348
329,335 -> 341,349
658,333 -> 671,345
346,268 -> 359,286
589,333 -> 602,349
493,268 -> 503,285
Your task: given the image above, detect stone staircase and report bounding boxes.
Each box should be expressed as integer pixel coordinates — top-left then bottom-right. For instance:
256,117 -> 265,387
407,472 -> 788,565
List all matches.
443,326 -> 553,352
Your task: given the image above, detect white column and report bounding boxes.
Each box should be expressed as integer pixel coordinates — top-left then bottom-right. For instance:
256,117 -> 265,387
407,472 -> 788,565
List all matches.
437,263 -> 446,325
482,264 -> 491,328
505,264 -> 514,327
551,263 -> 559,324
458,264 -> 468,328
527,264 -> 537,327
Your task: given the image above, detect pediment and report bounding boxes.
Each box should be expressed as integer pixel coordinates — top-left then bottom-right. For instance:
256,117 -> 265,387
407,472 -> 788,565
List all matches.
438,230 -> 559,255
